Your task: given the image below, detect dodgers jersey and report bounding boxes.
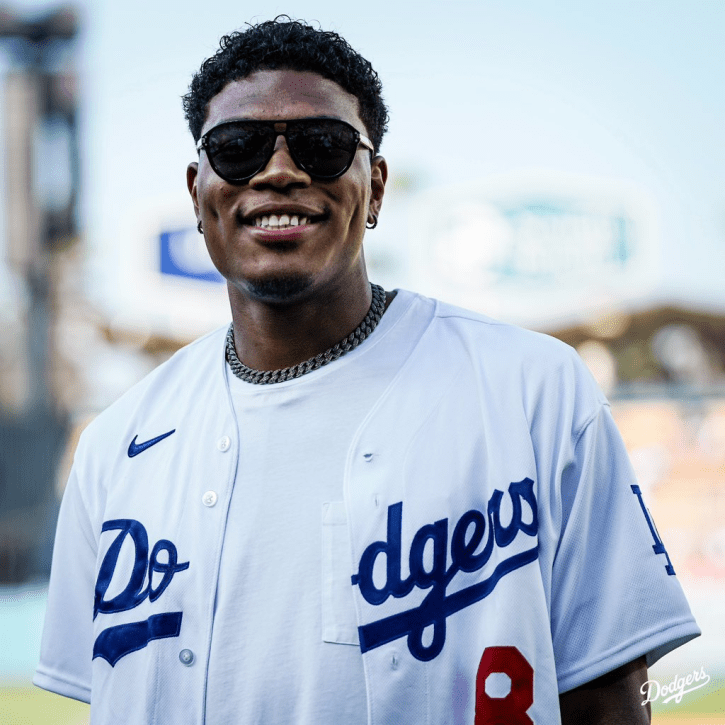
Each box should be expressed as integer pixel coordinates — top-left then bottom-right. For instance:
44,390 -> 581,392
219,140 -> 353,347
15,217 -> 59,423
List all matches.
35,290 -> 700,724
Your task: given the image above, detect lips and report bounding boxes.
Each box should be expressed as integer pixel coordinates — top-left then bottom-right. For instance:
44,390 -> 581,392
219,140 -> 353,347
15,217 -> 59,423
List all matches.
243,210 -> 327,243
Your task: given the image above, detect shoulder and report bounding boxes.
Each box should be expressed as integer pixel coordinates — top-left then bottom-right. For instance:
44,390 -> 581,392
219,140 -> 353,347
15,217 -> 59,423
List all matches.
420,294 -> 593,380
402,291 -> 607,430
76,324 -> 229,455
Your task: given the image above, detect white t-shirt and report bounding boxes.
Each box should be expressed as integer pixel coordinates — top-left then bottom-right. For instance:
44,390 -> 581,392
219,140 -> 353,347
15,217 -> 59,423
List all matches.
205,290 -> 421,724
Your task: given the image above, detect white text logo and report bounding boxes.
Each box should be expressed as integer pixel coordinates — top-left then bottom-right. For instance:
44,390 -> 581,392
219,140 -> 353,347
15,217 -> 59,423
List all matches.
641,667 -> 710,706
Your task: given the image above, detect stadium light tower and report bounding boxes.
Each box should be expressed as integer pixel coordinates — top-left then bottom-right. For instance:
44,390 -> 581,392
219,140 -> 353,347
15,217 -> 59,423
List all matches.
0,5 -> 80,583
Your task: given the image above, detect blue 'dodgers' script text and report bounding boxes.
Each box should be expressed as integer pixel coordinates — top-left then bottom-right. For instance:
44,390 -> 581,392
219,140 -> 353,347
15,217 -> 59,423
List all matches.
93,519 -> 189,666
352,478 -> 539,661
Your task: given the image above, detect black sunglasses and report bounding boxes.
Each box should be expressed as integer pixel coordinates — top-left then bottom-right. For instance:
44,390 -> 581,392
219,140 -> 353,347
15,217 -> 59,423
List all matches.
196,117 -> 375,184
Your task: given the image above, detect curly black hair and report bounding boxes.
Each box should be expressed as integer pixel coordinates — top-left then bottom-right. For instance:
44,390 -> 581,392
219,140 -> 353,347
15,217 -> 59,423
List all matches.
182,17 -> 389,154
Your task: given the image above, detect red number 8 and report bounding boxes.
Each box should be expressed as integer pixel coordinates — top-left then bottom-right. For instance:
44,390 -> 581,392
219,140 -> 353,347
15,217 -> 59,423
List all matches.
475,646 -> 534,725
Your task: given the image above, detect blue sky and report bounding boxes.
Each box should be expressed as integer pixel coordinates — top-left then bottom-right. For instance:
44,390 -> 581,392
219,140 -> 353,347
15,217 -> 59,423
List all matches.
2,0 -> 724,325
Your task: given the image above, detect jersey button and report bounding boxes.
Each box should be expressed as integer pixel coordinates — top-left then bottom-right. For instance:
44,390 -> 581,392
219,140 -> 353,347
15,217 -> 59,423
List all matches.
217,436 -> 231,452
179,649 -> 194,666
202,490 -> 218,507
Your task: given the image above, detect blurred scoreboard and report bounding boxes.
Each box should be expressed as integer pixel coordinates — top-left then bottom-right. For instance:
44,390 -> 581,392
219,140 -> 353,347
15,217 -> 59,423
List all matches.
408,171 -> 660,328
105,202 -> 229,341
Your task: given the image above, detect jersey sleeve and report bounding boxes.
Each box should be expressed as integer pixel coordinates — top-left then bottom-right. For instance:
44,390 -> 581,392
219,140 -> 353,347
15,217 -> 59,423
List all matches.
33,462 -> 96,703
550,402 -> 700,693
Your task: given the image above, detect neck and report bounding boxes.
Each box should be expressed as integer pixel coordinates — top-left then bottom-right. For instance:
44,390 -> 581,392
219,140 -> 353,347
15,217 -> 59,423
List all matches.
227,274 -> 378,372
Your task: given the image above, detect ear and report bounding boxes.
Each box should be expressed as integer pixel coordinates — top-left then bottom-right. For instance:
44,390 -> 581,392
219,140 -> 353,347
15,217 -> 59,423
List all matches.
368,155 -> 388,222
187,162 -> 200,218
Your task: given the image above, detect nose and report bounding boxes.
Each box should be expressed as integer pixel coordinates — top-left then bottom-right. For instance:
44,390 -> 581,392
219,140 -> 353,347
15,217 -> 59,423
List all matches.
248,134 -> 311,188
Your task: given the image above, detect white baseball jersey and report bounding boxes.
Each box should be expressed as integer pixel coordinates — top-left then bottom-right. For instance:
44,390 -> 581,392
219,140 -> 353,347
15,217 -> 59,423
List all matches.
35,290 -> 700,724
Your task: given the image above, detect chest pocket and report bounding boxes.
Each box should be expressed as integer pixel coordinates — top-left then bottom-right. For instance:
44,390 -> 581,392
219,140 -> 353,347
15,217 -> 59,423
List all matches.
322,502 -> 360,646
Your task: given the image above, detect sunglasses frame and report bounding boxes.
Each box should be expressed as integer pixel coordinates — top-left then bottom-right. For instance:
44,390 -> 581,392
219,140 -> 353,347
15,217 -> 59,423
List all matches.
196,117 -> 375,184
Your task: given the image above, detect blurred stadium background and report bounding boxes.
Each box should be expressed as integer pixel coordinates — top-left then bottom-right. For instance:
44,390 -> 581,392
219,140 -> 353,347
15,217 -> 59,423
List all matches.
0,1 -> 723,723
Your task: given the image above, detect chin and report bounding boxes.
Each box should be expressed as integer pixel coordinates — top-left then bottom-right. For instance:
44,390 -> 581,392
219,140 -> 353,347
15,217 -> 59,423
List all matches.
244,274 -> 314,302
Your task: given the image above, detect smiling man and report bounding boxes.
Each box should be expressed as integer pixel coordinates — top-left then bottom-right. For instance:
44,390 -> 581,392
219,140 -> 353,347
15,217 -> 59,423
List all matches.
188,66 -> 389,376
35,18 -> 700,725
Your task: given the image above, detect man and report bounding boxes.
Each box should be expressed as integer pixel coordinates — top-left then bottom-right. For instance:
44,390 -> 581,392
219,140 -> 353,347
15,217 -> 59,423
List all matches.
35,18 -> 699,724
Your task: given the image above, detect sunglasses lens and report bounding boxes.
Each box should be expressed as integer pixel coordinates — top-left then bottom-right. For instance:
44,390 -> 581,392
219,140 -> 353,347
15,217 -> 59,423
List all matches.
203,120 -> 361,182
287,120 -> 359,178
205,123 -> 273,182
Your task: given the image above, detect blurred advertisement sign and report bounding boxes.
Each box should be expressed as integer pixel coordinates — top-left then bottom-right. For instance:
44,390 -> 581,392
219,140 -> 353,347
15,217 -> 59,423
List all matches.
104,204 -> 229,341
409,172 -> 658,326
159,227 -> 223,283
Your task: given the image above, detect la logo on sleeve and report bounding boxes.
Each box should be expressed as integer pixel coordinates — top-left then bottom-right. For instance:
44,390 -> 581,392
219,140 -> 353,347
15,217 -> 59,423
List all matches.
631,485 -> 675,575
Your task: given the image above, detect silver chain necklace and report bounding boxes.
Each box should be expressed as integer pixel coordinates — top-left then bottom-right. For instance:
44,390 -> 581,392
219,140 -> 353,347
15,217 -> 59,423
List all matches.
225,283 -> 386,384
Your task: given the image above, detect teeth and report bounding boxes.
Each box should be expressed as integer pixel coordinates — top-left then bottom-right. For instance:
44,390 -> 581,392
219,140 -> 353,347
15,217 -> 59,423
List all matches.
254,214 -> 310,228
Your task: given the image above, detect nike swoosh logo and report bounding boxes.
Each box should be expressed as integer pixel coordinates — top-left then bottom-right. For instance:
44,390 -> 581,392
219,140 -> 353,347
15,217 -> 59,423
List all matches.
128,429 -> 176,457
